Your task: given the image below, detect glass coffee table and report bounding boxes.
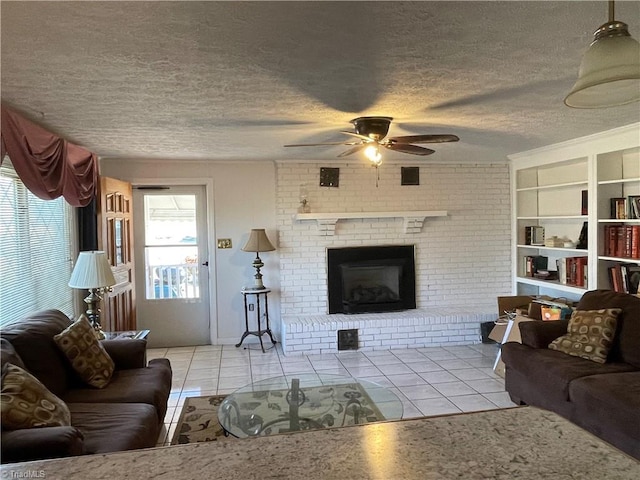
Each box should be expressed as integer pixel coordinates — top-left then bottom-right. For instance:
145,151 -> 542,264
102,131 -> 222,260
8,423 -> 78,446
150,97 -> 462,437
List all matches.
218,373 -> 403,438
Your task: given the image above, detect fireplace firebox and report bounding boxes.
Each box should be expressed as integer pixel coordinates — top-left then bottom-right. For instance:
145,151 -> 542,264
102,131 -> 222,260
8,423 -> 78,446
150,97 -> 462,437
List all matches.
327,245 -> 416,314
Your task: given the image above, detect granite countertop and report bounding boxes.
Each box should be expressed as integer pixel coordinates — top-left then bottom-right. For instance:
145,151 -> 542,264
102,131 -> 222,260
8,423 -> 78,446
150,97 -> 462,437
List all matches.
1,407 -> 638,480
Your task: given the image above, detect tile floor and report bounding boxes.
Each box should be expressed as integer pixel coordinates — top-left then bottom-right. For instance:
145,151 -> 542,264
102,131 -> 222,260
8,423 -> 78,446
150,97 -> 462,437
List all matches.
150,342 -> 517,446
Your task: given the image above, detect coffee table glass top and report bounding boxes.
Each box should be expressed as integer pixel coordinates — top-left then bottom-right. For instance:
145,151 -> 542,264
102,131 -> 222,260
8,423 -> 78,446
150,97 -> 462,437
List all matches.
218,373 -> 403,438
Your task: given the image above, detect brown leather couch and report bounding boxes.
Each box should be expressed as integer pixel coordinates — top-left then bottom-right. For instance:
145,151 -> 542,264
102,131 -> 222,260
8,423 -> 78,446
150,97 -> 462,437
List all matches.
501,290 -> 640,460
1,310 -> 172,463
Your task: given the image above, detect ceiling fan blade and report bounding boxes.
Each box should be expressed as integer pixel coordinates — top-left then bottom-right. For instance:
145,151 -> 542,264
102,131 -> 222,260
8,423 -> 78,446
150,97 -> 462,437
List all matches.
337,144 -> 368,157
284,141 -> 358,147
340,131 -> 373,142
385,144 -> 435,156
388,134 -> 459,144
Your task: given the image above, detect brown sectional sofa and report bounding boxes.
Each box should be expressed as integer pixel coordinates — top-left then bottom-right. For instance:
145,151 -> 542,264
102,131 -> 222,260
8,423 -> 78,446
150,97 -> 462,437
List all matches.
501,290 -> 640,460
1,309 -> 172,463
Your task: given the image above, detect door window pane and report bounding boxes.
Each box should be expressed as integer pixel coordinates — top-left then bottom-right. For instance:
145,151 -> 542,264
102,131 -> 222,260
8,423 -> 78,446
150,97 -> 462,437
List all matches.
143,195 -> 199,299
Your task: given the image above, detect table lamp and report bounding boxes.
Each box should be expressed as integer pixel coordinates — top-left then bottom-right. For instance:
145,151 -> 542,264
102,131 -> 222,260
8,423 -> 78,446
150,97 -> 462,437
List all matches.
241,229 -> 276,290
68,251 -> 116,338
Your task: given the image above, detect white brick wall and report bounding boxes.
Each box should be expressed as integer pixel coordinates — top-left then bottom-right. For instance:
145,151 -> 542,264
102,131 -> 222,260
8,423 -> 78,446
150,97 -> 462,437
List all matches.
275,161 -> 511,353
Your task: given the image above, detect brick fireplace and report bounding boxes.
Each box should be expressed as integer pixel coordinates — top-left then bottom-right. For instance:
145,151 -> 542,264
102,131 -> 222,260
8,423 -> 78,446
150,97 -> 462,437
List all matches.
275,161 -> 511,355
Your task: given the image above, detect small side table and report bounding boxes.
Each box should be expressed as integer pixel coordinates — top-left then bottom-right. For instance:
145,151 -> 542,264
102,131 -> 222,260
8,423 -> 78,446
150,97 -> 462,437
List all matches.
237,288 -> 277,353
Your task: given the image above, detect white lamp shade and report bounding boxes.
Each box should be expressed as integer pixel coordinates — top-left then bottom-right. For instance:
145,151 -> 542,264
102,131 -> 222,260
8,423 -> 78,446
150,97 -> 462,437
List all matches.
241,229 -> 276,253
565,32 -> 640,108
69,251 -> 116,289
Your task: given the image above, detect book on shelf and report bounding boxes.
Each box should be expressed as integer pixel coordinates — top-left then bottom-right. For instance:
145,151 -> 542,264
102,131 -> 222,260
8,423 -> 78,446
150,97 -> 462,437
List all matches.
603,225 -> 640,259
523,255 -> 548,277
581,190 -> 588,215
610,198 -> 628,220
555,256 -> 587,287
609,264 -> 640,294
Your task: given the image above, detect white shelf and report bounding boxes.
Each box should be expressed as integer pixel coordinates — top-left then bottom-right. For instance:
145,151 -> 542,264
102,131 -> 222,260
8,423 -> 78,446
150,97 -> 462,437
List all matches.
293,210 -> 447,236
516,215 -> 587,220
516,276 -> 588,295
598,177 -> 640,185
598,256 -> 640,265
598,219 -> 640,224
516,180 -> 588,192
516,245 -> 588,254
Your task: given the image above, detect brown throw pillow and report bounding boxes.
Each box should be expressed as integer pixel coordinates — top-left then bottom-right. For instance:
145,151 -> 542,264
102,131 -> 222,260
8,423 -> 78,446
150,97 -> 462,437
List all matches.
548,308 -> 620,364
1,363 -> 71,429
53,315 -> 115,388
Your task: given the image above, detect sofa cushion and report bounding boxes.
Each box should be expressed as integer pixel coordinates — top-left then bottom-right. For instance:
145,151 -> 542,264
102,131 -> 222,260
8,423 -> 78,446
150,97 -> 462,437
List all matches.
0,309 -> 74,397
501,342 -> 637,404
68,402 -> 160,453
53,316 -> 115,389
61,358 -> 172,422
569,371 -> 640,458
576,290 -> 640,367
1,363 -> 71,429
548,309 -> 620,364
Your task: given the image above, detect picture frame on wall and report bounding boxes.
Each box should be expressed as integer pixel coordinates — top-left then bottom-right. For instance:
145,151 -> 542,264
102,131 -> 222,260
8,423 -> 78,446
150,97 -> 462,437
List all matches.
628,195 -> 640,219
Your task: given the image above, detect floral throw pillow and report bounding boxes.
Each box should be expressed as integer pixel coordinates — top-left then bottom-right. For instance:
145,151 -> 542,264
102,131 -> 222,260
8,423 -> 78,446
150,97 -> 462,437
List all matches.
53,315 -> 115,388
1,363 -> 71,429
548,308 -> 620,364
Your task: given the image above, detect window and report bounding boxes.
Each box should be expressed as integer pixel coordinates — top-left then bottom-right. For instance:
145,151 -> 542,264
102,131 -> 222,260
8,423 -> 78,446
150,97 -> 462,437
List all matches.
0,164 -> 76,326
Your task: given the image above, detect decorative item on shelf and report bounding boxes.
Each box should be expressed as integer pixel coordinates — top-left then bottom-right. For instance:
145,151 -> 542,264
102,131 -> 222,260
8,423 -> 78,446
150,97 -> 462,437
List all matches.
525,226 -> 545,245
241,229 -> 276,290
68,251 -> 116,339
564,0 -> 640,108
576,222 -> 588,249
544,236 -> 565,248
298,183 -> 311,213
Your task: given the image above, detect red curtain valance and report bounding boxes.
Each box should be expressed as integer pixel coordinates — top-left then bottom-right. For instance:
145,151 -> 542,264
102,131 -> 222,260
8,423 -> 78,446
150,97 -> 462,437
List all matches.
1,105 -> 98,207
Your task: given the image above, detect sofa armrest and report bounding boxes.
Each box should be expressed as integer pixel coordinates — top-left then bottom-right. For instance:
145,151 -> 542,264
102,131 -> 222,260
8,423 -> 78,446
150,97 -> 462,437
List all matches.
101,339 -> 147,369
518,319 -> 569,349
1,426 -> 84,463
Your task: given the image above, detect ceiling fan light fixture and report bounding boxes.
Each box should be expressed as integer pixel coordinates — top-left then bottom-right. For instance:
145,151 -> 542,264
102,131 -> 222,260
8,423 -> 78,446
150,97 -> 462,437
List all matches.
364,144 -> 382,165
565,1 -> 640,108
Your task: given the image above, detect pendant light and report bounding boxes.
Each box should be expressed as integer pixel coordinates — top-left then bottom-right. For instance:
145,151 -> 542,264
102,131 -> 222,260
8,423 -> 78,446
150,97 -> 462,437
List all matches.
564,0 -> 640,108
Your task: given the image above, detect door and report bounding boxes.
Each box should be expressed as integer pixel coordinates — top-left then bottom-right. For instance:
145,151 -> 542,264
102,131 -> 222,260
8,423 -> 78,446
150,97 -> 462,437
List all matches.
97,176 -> 136,332
132,185 -> 210,347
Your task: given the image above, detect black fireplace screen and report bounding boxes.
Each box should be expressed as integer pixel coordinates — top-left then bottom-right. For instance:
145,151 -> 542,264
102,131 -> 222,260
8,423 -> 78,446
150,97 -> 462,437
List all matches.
327,245 -> 416,314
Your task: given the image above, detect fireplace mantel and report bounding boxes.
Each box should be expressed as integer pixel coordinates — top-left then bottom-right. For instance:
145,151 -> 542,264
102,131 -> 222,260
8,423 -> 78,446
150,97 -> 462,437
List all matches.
293,211 -> 447,235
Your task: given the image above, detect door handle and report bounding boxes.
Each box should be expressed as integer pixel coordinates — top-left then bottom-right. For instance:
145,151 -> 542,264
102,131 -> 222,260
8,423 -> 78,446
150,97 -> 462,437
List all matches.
202,261 -> 209,266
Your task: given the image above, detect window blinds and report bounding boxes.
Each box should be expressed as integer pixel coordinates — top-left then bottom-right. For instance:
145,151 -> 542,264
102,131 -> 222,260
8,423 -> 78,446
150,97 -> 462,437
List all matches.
0,165 -> 75,326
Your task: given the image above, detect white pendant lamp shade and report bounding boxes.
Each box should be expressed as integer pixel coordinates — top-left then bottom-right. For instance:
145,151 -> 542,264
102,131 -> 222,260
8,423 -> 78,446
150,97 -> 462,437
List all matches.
565,1 -> 640,109
565,27 -> 640,108
68,251 -> 116,289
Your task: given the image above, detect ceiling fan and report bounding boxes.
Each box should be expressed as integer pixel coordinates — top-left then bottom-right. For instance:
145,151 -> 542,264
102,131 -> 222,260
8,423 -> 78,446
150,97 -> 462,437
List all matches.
284,116 -> 459,165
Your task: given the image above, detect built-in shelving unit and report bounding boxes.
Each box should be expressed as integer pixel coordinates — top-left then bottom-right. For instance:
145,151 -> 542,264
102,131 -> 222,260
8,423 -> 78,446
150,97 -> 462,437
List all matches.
509,123 -> 640,300
293,211 -> 447,236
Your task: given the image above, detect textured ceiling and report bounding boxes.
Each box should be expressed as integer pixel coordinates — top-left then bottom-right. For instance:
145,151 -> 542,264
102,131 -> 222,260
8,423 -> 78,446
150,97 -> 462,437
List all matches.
2,1 -> 639,164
